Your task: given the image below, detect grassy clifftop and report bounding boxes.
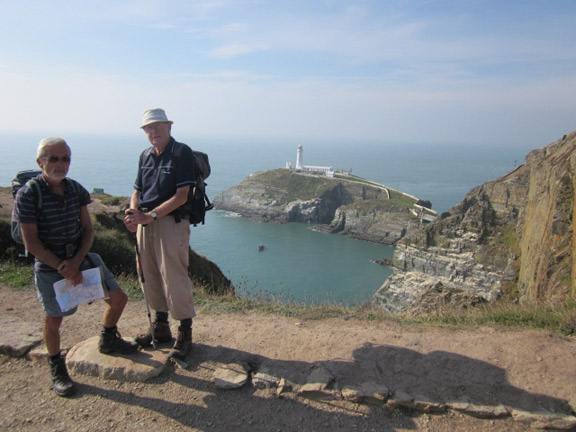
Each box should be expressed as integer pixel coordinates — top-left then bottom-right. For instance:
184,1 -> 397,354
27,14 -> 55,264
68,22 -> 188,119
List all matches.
238,168 -> 423,209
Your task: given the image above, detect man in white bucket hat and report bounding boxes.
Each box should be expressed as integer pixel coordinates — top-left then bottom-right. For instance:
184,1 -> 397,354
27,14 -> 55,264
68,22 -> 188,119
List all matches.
124,108 -> 196,360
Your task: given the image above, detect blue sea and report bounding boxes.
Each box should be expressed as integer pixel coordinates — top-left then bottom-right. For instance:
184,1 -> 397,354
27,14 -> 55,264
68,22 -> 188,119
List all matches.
0,133 -> 538,306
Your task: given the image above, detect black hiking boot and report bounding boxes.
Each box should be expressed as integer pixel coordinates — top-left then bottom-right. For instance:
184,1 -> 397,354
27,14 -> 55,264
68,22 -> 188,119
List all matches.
134,320 -> 172,348
170,326 -> 192,360
99,329 -> 139,354
49,356 -> 75,397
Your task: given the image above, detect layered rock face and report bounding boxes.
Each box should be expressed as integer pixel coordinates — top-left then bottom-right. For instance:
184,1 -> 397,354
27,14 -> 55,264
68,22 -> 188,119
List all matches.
213,169 -> 428,245
328,205 -> 417,244
372,131 -> 576,313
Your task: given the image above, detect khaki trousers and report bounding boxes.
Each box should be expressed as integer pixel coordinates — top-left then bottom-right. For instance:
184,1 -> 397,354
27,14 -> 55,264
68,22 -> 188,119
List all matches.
137,216 -> 196,320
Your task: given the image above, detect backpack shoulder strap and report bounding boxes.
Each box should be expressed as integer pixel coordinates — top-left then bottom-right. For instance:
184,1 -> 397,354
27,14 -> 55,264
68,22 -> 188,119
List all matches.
172,140 -> 182,155
26,178 -> 43,211
66,178 -> 82,196
171,141 -> 187,162
171,141 -> 197,182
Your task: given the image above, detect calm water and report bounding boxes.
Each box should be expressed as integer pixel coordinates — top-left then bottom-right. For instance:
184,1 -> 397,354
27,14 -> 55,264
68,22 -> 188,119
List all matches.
0,133 -> 537,305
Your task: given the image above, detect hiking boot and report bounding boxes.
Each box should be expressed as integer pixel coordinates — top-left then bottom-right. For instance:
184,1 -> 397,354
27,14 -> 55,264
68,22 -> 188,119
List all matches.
99,329 -> 139,354
49,356 -> 75,397
134,320 -> 172,348
170,326 -> 192,360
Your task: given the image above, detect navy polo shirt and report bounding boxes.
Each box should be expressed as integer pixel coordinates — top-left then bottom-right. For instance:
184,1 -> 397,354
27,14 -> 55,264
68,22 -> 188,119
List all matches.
134,137 -> 196,212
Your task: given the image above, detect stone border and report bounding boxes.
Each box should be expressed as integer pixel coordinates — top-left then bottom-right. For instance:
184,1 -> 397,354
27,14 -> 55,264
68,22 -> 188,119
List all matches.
213,363 -> 576,431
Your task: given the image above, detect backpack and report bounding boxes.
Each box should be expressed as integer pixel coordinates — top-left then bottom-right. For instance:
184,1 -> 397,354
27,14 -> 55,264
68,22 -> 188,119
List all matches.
173,142 -> 214,226
11,170 -> 43,244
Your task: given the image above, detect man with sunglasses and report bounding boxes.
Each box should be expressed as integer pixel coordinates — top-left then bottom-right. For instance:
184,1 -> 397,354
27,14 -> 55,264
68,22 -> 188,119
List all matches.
123,108 -> 196,361
13,137 -> 138,397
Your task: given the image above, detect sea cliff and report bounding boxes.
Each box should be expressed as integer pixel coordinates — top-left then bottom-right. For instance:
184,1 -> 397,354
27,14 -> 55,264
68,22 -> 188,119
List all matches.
213,169 -> 435,245
372,131 -> 576,313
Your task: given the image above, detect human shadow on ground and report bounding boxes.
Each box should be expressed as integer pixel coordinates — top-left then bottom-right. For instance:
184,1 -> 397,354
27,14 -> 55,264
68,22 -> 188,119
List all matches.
346,342 -> 572,413
78,340 -> 571,431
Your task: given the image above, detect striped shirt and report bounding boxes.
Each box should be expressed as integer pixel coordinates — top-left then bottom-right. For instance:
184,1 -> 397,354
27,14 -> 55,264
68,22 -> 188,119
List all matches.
14,175 -> 91,271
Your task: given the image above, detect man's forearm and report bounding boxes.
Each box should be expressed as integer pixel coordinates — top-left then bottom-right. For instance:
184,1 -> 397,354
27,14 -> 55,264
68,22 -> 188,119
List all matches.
130,190 -> 140,210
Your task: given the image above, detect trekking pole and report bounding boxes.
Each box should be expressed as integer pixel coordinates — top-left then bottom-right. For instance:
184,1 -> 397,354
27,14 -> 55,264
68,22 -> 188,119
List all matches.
134,238 -> 157,349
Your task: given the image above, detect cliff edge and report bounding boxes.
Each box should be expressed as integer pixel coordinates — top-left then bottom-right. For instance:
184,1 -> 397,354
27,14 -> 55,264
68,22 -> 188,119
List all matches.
372,131 -> 576,313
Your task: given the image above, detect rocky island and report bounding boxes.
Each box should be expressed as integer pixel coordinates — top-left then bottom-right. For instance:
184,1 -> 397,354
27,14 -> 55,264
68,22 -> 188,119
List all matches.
213,169 -> 436,245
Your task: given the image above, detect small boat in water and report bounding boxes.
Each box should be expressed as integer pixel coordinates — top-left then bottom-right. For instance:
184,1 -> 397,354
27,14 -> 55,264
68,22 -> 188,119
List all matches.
258,244 -> 265,252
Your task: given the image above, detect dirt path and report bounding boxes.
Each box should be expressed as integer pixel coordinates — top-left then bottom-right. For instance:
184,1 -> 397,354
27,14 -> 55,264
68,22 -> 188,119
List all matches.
1,285 -> 575,432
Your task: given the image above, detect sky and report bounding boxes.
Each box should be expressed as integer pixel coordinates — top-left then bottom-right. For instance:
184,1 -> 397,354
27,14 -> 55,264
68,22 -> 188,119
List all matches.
0,0 -> 575,146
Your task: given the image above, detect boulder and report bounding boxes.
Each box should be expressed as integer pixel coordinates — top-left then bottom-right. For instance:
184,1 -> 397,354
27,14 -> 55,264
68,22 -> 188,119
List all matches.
0,316 -> 42,357
67,336 -> 170,382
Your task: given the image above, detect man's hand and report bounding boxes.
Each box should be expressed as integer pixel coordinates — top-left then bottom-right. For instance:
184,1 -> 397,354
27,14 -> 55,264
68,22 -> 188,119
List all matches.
57,259 -> 83,285
124,208 -> 142,232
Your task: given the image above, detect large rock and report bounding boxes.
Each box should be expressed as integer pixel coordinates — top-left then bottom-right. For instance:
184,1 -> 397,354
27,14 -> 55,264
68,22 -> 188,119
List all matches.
341,382 -> 389,404
508,408 -> 576,430
66,336 -> 170,382
446,401 -> 510,419
0,316 -> 42,357
213,362 -> 250,389
297,365 -> 336,399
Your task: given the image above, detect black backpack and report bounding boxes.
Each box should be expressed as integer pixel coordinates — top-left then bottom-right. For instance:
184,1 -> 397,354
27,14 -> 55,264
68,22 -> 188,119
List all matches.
173,142 -> 214,226
11,170 -> 43,244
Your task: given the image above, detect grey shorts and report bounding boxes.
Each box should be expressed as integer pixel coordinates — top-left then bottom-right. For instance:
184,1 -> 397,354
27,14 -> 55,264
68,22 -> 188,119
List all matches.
35,252 -> 120,317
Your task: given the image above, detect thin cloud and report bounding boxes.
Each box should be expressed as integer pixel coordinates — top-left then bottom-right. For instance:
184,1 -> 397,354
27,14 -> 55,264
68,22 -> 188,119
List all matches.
208,43 -> 266,59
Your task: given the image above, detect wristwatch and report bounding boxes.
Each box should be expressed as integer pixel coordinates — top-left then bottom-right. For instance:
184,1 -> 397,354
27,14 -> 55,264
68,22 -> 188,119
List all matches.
150,210 -> 158,220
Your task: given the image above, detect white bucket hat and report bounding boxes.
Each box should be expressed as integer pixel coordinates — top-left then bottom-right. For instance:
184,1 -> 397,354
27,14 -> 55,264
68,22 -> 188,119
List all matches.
141,108 -> 173,128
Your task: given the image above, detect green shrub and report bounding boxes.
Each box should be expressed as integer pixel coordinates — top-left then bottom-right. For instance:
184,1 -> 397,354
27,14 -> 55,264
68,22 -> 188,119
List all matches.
91,213 -> 137,276
91,193 -> 129,208
0,263 -> 35,289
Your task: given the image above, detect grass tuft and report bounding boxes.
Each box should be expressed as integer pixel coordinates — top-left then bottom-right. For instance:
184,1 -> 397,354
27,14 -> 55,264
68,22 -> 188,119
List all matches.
410,300 -> 576,335
0,261 -> 35,289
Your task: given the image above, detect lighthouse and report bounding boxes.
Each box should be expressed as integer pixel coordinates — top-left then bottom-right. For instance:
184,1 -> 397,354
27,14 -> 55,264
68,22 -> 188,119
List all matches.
296,144 -> 303,169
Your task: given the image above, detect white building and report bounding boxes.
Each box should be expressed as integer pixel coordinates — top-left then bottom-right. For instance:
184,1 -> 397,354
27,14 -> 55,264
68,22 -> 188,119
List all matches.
287,145 -> 334,176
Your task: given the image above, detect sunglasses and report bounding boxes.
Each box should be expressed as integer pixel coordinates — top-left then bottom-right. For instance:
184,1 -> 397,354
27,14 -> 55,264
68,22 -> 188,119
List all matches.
44,156 -> 71,163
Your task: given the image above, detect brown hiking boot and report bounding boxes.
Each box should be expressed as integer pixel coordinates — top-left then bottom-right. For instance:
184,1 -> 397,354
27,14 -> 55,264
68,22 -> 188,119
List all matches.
170,326 -> 192,360
134,321 -> 172,348
99,329 -> 139,354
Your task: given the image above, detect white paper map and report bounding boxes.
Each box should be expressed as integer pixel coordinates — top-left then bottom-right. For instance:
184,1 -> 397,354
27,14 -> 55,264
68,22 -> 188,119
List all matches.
54,267 -> 107,312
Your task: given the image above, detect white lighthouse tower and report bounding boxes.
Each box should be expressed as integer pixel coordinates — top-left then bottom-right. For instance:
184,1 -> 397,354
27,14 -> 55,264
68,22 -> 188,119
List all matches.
296,144 -> 303,169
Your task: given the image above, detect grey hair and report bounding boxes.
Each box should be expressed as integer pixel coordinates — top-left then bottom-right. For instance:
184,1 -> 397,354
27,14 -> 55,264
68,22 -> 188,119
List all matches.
36,137 -> 71,159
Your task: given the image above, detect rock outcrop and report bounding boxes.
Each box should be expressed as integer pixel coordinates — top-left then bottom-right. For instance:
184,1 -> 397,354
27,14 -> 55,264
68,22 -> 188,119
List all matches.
213,169 -> 434,245
372,131 -> 576,313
